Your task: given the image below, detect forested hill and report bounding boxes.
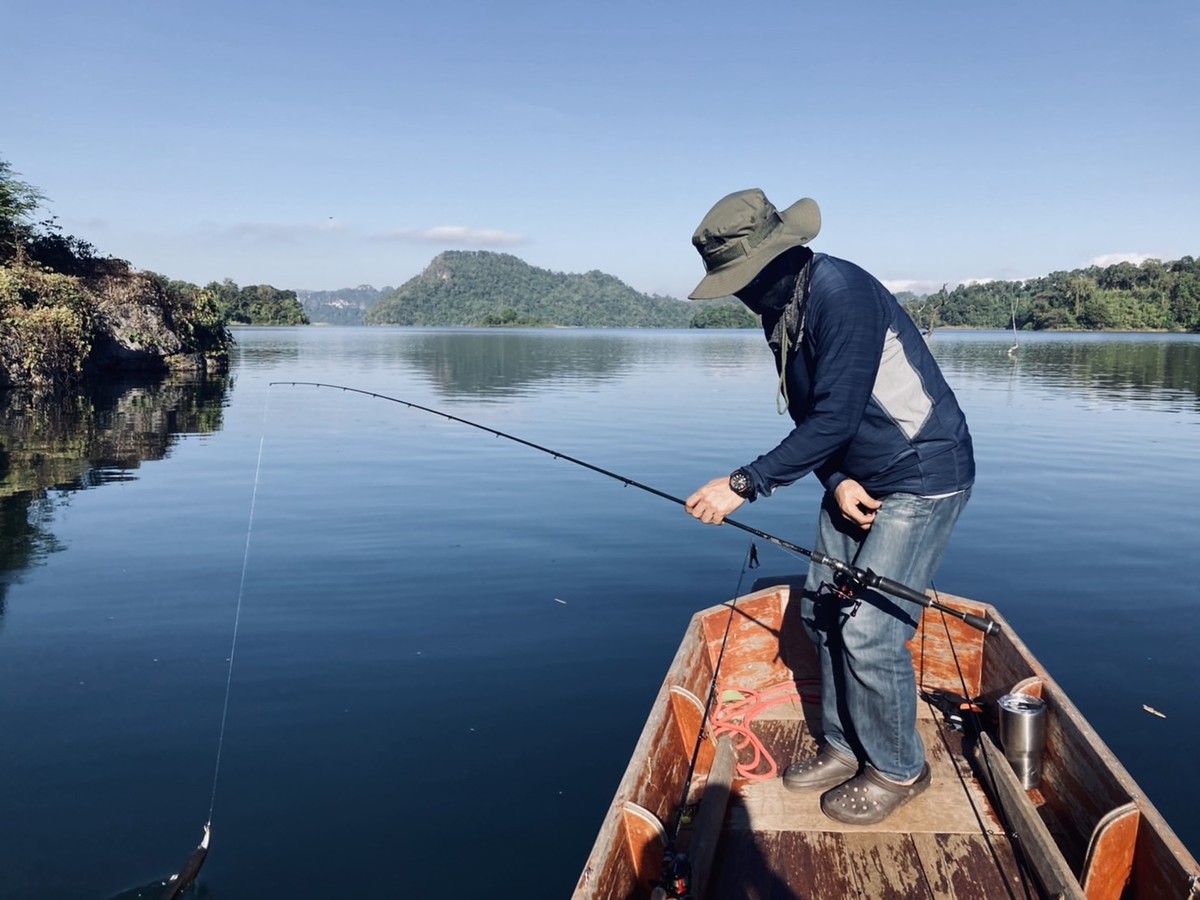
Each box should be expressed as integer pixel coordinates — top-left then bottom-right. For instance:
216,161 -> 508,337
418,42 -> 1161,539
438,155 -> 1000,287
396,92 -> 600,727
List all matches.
909,255 -> 1200,332
296,284 -> 392,325
363,251 -> 697,327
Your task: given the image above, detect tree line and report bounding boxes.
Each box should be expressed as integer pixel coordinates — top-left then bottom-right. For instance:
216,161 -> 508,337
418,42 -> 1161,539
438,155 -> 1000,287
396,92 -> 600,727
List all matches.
906,256 -> 1200,333
200,279 -> 308,326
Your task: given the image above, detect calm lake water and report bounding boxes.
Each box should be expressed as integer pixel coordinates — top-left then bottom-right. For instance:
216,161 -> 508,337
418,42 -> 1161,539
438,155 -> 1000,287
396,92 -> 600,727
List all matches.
1,327 -> 1198,898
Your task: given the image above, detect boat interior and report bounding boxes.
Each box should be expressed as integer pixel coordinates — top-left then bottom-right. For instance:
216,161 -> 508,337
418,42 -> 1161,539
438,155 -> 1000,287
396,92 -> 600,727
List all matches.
573,583 -> 1199,900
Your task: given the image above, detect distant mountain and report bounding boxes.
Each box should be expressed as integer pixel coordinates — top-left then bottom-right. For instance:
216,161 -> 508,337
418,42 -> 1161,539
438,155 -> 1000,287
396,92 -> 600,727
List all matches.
295,284 -> 393,325
363,251 -> 699,328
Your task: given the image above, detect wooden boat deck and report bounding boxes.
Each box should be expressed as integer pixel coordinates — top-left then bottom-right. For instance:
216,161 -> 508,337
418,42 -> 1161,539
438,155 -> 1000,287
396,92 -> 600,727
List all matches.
574,585 -> 1200,900
709,711 -> 1029,898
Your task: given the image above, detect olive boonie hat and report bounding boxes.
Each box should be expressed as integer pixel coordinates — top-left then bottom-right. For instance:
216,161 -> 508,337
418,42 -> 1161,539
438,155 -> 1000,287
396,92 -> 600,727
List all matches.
688,189 -> 821,300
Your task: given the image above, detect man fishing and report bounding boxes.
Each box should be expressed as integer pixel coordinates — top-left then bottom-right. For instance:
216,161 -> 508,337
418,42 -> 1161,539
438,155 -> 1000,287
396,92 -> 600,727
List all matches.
684,188 -> 975,825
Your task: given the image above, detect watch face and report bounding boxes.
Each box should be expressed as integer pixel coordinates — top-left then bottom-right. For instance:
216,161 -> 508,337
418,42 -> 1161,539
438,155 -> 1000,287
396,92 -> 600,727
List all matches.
730,470 -> 751,496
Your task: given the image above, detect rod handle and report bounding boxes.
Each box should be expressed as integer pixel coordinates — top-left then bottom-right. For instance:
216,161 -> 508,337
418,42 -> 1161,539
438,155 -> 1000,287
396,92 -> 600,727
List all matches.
871,573 -> 999,635
870,573 -> 930,607
962,613 -> 1000,636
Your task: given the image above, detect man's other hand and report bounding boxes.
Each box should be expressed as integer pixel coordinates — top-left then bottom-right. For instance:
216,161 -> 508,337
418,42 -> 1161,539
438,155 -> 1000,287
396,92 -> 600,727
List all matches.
834,479 -> 881,530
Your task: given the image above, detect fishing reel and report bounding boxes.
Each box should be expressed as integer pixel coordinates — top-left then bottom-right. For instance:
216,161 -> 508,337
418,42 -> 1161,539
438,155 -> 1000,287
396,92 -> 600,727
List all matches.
922,688 -> 986,735
651,850 -> 693,900
820,573 -> 865,617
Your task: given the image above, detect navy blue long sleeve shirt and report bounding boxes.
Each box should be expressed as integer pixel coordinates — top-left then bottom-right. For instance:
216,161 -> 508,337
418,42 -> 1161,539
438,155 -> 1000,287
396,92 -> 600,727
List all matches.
743,254 -> 974,499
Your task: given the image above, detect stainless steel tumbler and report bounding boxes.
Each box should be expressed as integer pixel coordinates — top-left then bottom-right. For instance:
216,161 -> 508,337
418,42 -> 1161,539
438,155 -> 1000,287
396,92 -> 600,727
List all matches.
997,692 -> 1047,789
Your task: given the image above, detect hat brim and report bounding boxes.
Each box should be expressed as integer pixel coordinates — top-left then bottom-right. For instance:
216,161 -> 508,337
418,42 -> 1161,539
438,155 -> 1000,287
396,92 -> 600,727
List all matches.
687,197 -> 821,300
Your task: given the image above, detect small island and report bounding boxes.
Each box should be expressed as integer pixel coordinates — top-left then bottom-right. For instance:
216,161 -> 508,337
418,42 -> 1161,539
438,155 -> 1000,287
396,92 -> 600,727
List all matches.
362,250 -> 751,329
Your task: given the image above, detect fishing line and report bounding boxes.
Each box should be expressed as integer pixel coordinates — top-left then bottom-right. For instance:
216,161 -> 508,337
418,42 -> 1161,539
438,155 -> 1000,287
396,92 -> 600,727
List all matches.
919,585 -> 1036,900
155,394 -> 271,900
207,429 -> 266,823
268,381 -> 998,636
658,540 -> 760,899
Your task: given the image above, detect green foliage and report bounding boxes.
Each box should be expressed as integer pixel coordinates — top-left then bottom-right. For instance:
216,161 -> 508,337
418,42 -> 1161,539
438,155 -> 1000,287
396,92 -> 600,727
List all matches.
0,159 -> 46,262
476,307 -> 547,327
0,154 -> 232,389
145,274 -> 233,354
0,266 -> 93,390
913,255 -> 1200,332
206,279 -> 309,325
688,301 -> 758,329
364,251 -> 693,328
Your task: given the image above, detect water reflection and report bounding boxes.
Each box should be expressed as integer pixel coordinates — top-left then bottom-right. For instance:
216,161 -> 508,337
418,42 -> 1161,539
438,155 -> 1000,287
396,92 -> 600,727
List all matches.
394,331 -> 634,396
930,332 -> 1200,409
386,330 -> 1200,408
0,375 -> 231,610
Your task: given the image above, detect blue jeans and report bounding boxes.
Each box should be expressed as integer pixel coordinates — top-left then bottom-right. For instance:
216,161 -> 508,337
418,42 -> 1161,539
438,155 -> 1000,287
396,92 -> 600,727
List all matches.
799,488 -> 971,781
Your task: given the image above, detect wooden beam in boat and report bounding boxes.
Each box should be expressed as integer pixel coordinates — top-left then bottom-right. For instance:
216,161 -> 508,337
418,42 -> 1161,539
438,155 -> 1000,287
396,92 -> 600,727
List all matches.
975,731 -> 1085,899
685,735 -> 736,899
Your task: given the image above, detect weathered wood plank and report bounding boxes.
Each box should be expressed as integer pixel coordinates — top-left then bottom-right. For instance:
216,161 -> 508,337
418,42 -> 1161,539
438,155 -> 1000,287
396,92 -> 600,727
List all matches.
974,731 -> 1085,899
910,598 -> 988,699
731,719 -> 1000,836
669,685 -> 716,789
701,592 -> 796,693
1080,802 -> 1138,900
687,736 -> 736,900
1130,816 -> 1200,900
620,802 -> 666,889
911,832 -> 1034,900
705,827 -> 781,900
842,831 -> 934,899
775,830 -> 862,899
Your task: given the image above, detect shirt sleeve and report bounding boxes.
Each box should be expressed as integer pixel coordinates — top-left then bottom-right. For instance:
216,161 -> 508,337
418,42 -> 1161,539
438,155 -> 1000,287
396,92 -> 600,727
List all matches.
743,268 -> 888,497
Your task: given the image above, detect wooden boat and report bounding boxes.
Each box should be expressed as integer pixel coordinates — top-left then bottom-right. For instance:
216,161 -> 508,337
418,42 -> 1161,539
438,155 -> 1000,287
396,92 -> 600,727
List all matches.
573,584 -> 1199,899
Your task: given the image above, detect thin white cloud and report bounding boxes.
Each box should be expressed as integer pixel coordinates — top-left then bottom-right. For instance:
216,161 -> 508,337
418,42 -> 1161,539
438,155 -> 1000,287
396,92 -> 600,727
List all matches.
66,216 -> 111,231
376,225 -> 527,247
884,277 -> 1002,296
207,220 -> 349,243
882,279 -> 949,295
1089,252 -> 1159,267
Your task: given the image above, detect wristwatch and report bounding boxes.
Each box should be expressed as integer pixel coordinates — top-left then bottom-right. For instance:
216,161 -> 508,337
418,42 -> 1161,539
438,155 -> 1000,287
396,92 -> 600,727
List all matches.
728,468 -> 754,499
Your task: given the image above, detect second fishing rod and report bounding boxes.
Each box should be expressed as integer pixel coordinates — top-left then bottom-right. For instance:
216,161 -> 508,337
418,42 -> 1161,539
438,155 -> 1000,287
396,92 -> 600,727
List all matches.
271,381 -> 998,636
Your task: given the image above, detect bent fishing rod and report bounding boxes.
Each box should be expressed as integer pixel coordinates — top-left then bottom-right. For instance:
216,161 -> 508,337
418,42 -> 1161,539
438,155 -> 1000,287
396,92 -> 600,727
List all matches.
271,381 -> 998,636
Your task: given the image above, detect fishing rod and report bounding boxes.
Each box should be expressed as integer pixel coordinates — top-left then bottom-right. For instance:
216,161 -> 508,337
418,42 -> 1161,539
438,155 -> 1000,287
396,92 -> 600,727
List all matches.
270,381 -> 998,636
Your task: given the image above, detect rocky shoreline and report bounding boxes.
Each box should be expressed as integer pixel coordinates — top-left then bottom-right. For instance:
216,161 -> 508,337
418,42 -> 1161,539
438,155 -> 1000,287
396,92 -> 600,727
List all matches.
0,260 -> 231,393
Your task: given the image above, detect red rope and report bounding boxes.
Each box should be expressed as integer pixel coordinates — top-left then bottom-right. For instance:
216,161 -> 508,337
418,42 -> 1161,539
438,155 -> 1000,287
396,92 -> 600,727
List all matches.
708,679 -> 821,781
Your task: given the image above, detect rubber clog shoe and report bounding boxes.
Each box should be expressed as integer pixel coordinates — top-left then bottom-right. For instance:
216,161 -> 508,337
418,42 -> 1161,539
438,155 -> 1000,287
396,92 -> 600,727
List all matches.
782,744 -> 860,793
820,763 -> 931,825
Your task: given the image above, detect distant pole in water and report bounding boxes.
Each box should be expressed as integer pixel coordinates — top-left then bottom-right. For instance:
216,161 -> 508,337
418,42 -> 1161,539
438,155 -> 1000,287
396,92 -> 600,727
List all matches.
1008,298 -> 1020,356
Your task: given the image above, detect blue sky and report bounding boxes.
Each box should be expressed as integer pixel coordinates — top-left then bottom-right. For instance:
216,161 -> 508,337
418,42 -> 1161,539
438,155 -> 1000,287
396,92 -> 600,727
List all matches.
5,0 -> 1197,297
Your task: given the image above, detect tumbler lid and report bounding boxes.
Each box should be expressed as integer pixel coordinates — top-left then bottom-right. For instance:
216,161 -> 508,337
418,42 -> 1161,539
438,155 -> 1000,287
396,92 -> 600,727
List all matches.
998,693 -> 1046,715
